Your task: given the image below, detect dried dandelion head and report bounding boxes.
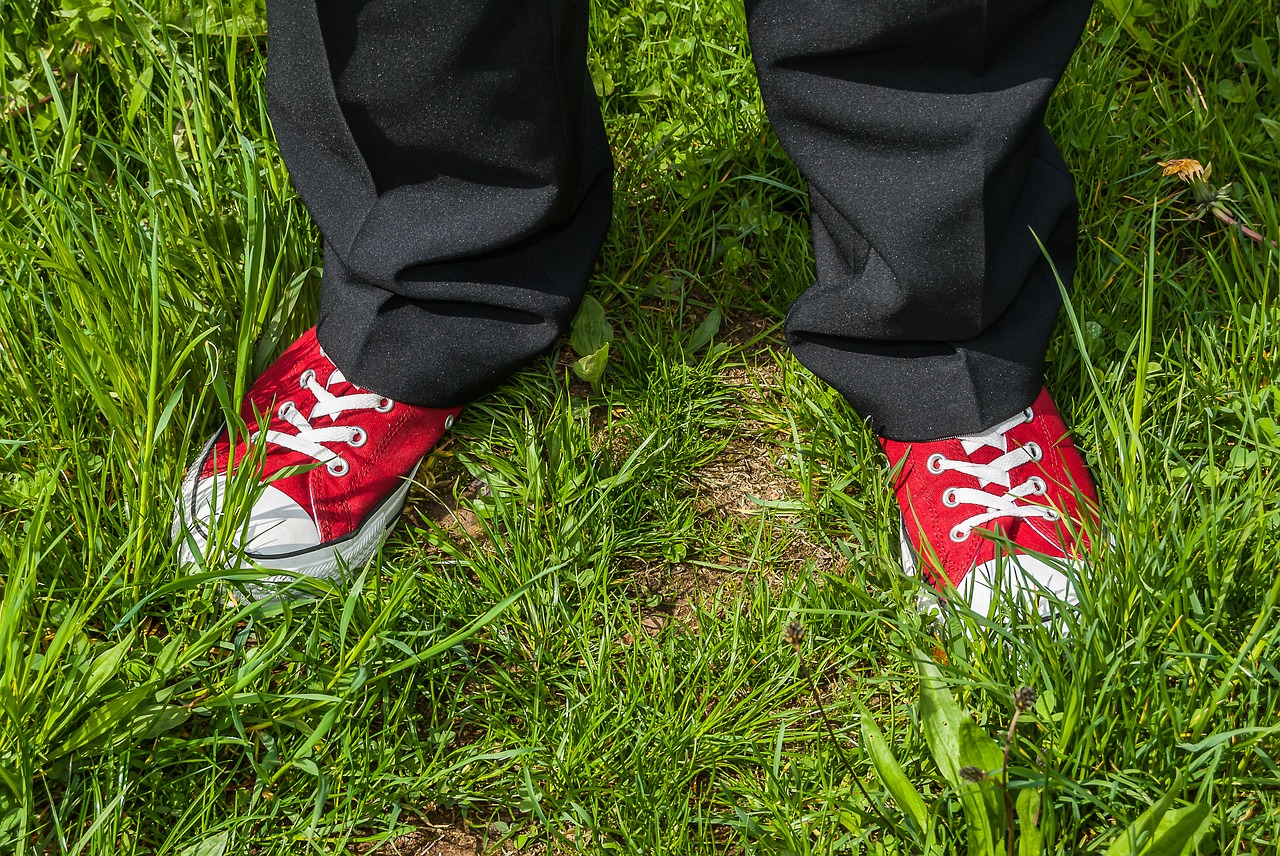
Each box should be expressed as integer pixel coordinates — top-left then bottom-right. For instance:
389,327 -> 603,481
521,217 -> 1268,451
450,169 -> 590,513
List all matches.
1014,686 -> 1037,712
1159,158 -> 1219,207
1156,157 -> 1272,246
1160,158 -> 1206,182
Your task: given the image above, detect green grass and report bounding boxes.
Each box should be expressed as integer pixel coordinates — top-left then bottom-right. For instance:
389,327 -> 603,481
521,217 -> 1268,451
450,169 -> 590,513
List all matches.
1,0 -> 1279,853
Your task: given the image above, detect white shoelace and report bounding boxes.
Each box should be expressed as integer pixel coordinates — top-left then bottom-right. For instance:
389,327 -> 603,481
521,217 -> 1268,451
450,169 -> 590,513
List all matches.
250,365 -> 391,477
928,407 -> 1060,543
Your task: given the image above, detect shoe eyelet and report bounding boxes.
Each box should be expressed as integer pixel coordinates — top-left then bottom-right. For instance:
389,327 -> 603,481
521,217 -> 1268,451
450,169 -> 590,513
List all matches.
950,525 -> 970,543
347,427 -> 367,448
1026,442 -> 1042,462
942,487 -> 960,507
1022,407 -> 1035,422
278,400 -> 296,418
299,369 -> 317,389
444,415 -> 455,430
375,397 -> 394,413
1044,508 -> 1061,522
927,453 -> 947,474
327,458 -> 350,477
1028,476 -> 1047,495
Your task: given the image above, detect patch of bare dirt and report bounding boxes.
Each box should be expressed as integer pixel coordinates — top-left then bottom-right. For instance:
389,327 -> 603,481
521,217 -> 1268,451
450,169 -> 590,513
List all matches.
403,447 -> 489,542
621,447 -> 840,637
692,434 -> 791,516
354,809 -> 546,856
619,559 -> 733,639
416,480 -> 489,541
363,827 -> 478,856
719,308 -> 784,357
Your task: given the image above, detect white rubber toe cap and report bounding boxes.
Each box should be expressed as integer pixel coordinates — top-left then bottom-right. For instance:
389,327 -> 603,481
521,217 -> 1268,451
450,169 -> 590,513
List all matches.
899,521 -> 1083,629
172,436 -> 420,604
959,554 -> 1081,623
177,475 -> 321,565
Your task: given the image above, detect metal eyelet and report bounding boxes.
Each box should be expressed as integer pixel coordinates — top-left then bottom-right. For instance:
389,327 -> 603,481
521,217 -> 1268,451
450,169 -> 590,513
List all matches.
375,398 -> 394,413
1044,508 -> 1061,521
1022,407 -> 1035,422
1025,442 -> 1042,462
950,525 -> 970,543
927,453 -> 947,474
299,369 -> 317,389
327,458 -> 350,477
1028,476 -> 1047,495
444,415 -> 455,430
277,400 -> 296,418
347,427 -> 367,448
942,488 -> 960,507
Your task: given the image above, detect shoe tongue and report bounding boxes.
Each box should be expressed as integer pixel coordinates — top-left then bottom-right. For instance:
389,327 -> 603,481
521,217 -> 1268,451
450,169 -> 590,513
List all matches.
958,429 -> 1009,456
303,366 -> 366,420
323,365 -> 388,402
952,437 -> 1007,468
322,364 -> 352,389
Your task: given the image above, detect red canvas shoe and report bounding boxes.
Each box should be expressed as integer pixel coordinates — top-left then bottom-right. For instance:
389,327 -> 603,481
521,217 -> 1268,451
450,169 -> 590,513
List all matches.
880,388 -> 1099,623
173,327 -> 460,598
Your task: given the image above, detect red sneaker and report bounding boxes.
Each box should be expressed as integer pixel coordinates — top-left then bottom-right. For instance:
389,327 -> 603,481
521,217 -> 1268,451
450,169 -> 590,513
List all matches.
173,327 -> 460,599
880,388 -> 1099,623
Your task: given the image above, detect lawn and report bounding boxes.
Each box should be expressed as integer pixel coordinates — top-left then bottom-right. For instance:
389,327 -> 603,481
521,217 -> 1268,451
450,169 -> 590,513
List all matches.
1,0 -> 1278,853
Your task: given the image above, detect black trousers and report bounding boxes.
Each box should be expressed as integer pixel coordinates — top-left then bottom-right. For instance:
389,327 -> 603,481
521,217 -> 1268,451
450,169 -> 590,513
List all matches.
266,0 -> 1091,441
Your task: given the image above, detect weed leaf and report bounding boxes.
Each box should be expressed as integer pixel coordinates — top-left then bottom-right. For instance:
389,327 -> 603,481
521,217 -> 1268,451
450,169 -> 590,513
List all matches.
78,634 -> 133,702
54,682 -> 159,759
1104,771 -> 1185,856
688,307 -> 721,355
858,706 -> 929,833
570,295 -> 613,357
1016,787 -> 1044,856
1146,801 -> 1212,856
132,703 -> 192,742
178,831 -> 230,856
573,342 -> 610,389
916,655 -> 1002,783
917,654 -> 1006,855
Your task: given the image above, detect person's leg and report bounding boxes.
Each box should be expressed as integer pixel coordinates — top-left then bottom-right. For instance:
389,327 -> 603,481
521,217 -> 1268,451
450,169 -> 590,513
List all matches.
746,0 -> 1091,442
175,0 -> 609,594
269,0 -> 612,407
746,0 -> 1100,622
